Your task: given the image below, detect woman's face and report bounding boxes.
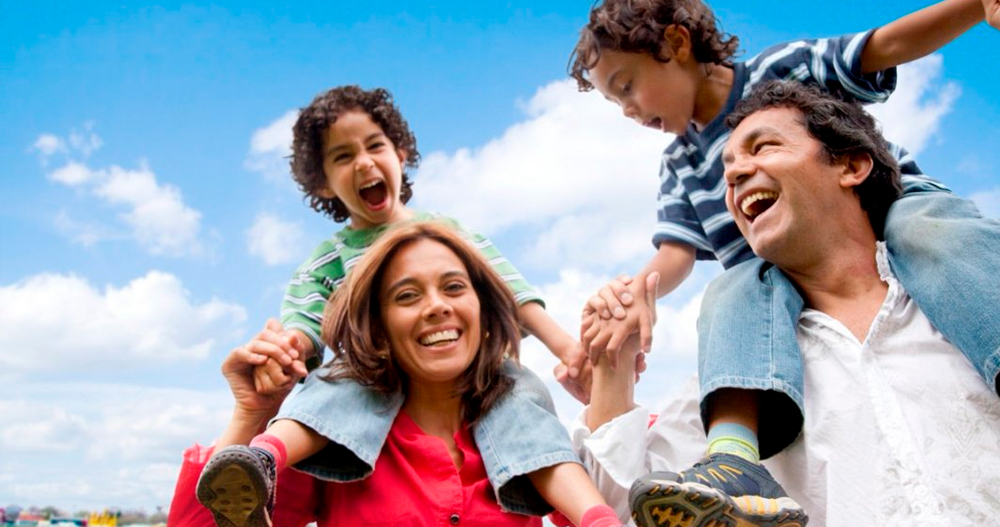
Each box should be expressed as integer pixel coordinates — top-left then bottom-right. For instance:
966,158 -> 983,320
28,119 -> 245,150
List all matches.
378,238 -> 482,388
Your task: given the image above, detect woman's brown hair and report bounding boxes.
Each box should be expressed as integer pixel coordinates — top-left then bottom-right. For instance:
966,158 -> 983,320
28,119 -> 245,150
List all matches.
321,221 -> 521,425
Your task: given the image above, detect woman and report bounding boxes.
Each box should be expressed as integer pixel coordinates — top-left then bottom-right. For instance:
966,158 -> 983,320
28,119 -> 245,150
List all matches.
168,221 -> 621,527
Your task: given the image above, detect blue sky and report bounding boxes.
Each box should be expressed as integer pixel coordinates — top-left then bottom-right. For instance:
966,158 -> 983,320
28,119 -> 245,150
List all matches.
2,0 -> 998,513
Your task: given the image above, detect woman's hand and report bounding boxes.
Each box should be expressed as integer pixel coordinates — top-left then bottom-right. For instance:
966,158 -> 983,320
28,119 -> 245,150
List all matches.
219,320 -> 301,445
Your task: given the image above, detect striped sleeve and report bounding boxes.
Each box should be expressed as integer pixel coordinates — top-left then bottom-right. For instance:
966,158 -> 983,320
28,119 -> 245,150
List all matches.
745,31 -> 897,105
652,144 -> 715,259
280,240 -> 347,365
440,216 -> 544,307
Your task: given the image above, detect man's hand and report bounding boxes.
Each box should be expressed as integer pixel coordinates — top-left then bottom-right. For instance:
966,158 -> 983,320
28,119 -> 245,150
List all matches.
581,287 -> 655,368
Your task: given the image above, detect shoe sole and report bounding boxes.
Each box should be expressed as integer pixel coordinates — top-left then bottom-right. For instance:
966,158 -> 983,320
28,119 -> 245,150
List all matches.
630,477 -> 808,527
196,449 -> 272,527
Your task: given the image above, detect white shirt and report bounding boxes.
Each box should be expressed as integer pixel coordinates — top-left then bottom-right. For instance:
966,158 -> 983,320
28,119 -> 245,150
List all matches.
571,244 -> 1000,526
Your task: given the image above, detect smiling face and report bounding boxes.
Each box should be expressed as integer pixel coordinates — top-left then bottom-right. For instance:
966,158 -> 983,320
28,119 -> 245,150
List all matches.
589,47 -> 701,135
723,107 -> 863,266
378,238 -> 483,391
319,110 -> 410,230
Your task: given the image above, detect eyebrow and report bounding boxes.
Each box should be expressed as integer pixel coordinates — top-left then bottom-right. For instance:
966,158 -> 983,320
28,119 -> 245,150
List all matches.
723,125 -> 783,164
326,131 -> 386,156
385,270 -> 469,296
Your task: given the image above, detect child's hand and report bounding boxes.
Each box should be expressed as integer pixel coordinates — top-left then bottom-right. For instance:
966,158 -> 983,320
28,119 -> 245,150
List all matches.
253,356 -> 305,395
584,275 -> 635,320
552,341 -> 592,404
986,0 -> 1000,29
245,319 -> 309,394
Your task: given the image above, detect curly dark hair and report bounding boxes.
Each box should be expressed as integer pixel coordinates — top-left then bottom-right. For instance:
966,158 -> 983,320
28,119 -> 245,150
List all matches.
569,0 -> 739,91
290,86 -> 420,223
726,81 -> 902,238
321,221 -> 521,426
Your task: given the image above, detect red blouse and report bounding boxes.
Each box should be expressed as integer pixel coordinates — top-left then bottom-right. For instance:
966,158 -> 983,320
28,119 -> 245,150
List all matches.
168,411 -> 543,526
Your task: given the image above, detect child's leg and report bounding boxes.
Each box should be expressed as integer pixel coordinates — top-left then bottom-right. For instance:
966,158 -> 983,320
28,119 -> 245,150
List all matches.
697,258 -> 805,459
252,419 -> 329,471
472,362 -> 600,517
627,259 -> 809,527
884,191 -> 1000,395
271,369 -> 404,480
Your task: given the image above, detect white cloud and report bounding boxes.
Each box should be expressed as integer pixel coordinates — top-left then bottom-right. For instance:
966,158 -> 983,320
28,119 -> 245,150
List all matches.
32,134 -> 67,159
48,161 -> 205,256
69,122 -> 104,157
868,55 -> 960,156
31,124 -> 103,164
414,80 -> 665,273
970,187 -> 1000,219
246,213 -> 308,266
47,161 -> 95,186
0,382 -> 233,511
245,109 -> 298,182
0,271 -> 246,373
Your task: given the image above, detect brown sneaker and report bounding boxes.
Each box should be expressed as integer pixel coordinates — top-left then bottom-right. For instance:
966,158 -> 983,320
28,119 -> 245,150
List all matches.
196,445 -> 276,527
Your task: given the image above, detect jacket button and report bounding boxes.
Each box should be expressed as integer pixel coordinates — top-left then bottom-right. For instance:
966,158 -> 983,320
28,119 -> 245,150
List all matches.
450,513 -> 460,524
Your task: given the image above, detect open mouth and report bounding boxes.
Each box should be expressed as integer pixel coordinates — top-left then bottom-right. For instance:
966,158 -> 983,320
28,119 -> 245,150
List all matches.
359,180 -> 388,207
740,191 -> 779,222
643,117 -> 663,131
419,329 -> 460,347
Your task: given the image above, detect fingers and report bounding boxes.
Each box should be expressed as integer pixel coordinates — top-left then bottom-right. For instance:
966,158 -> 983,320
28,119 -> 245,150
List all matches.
638,273 -> 660,353
585,294 -> 612,321
563,342 -> 588,379
599,275 -> 634,319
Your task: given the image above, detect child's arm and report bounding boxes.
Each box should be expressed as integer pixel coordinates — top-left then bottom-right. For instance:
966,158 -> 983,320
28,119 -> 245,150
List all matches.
861,0 -> 987,74
519,301 -> 592,403
988,0 -> 1000,28
582,242 -> 693,367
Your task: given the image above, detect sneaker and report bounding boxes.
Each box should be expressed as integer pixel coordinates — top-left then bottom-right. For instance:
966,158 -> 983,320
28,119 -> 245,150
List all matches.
196,445 -> 276,527
629,453 -> 808,527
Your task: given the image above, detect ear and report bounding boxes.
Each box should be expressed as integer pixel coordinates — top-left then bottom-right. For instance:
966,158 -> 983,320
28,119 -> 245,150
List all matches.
663,24 -> 693,62
838,151 -> 874,189
396,148 -> 408,165
316,185 -> 336,200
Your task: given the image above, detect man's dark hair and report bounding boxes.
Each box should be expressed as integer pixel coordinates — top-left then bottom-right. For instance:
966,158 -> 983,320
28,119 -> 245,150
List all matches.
569,0 -> 739,91
290,86 -> 419,223
727,81 -> 902,237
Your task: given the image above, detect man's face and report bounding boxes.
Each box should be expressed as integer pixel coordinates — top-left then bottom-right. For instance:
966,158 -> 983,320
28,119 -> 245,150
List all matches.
722,107 -> 856,267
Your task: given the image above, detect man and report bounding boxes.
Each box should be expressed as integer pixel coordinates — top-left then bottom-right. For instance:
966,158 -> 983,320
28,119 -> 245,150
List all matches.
572,81 -> 1000,527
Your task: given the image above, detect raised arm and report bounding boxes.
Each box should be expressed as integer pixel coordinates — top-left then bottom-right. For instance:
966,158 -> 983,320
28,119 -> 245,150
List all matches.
586,273 -> 659,431
861,0 -> 987,73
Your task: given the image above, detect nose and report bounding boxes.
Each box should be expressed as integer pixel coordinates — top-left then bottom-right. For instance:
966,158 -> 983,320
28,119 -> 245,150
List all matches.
422,289 -> 452,319
622,101 -> 639,121
723,154 -> 755,187
355,155 -> 374,174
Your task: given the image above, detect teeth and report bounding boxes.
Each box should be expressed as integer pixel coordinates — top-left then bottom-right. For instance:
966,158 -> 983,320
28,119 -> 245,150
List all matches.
740,191 -> 779,218
420,329 -> 459,346
360,180 -> 381,190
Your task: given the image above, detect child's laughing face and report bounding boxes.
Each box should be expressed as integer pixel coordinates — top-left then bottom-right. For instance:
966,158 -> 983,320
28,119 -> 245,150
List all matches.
320,110 -> 411,230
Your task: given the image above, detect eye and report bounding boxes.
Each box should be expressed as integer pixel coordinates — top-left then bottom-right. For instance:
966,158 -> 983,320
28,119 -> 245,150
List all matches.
752,141 -> 777,154
330,152 -> 352,164
394,289 -> 419,304
368,141 -> 386,151
621,81 -> 632,95
444,280 -> 469,294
